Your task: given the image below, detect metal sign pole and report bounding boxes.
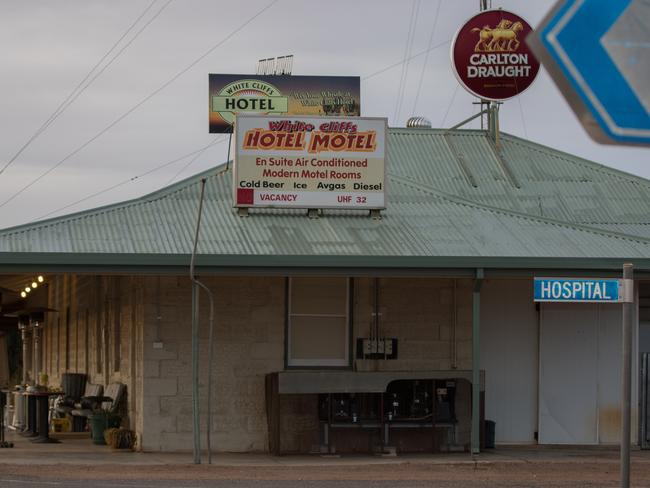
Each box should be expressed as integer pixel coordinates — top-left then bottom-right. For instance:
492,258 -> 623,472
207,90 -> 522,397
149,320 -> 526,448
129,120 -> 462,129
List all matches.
621,263 -> 633,488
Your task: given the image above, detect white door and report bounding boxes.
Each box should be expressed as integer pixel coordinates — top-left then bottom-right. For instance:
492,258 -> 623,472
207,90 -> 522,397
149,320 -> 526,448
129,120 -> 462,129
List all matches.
596,305 -> 622,443
539,303 -> 599,444
481,279 -> 538,443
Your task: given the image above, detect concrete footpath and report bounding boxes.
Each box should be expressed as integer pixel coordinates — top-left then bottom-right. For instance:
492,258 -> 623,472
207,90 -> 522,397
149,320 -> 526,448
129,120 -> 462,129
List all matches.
1,430 -> 650,467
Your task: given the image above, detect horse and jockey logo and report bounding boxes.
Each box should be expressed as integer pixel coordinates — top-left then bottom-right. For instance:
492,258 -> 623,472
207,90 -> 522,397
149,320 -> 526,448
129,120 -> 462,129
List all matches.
471,19 -> 525,52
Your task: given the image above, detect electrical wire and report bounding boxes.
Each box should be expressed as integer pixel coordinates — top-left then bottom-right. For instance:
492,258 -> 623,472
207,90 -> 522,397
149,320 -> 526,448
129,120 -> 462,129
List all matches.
393,0 -> 420,124
166,135 -> 224,185
411,0 -> 442,114
0,0 -> 164,176
0,0 -> 279,210
514,79 -> 529,139
362,39 -> 450,82
34,137 -> 227,221
441,84 -> 460,127
53,0 -> 175,124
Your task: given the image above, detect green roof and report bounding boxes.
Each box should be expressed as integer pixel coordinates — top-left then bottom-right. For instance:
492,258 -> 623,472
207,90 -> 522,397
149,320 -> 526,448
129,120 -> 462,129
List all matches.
1,128 -> 649,272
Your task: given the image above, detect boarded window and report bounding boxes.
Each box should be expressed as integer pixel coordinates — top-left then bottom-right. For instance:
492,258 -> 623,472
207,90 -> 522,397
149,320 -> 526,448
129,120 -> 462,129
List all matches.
288,277 -> 349,367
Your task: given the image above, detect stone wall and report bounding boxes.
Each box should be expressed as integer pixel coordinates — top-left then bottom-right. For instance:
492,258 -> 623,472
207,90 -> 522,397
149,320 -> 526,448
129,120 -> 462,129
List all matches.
43,275 -> 143,437
140,276 -> 285,452
41,274 -> 475,452
353,278 -> 473,371
140,275 -> 473,452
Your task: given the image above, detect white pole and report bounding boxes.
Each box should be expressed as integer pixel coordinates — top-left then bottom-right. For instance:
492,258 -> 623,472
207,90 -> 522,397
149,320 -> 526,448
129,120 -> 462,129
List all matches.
621,263 -> 633,488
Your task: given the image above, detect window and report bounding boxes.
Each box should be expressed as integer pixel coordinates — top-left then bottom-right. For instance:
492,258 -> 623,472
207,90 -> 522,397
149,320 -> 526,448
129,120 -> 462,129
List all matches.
287,277 -> 350,367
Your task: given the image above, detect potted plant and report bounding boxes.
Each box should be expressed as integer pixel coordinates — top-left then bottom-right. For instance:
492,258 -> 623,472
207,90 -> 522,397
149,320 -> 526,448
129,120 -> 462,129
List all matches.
88,409 -> 121,445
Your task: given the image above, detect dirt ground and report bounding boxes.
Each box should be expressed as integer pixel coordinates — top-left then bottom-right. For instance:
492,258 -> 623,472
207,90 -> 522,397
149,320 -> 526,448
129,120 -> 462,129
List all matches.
1,460 -> 650,487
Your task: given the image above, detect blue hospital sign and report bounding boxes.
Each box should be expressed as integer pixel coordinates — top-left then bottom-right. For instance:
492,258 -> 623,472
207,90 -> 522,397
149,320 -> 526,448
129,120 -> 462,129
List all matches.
534,278 -> 623,303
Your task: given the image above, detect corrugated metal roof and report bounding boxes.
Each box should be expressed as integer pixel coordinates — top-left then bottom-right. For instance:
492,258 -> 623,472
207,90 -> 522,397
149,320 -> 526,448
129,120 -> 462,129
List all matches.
0,128 -> 649,270
389,129 -> 650,234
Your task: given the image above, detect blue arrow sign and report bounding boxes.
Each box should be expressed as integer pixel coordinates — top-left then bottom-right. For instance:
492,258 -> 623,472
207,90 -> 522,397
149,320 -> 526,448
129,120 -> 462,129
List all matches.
528,0 -> 650,145
533,277 -> 623,302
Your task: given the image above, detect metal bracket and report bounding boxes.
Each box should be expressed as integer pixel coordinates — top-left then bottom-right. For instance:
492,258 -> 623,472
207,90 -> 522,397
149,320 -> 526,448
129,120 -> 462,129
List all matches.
474,268 -> 484,292
307,208 -> 320,219
237,207 -> 249,217
369,209 -> 382,220
622,278 -> 634,303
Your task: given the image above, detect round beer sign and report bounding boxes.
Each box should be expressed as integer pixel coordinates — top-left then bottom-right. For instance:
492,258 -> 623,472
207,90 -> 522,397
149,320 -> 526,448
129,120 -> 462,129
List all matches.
451,9 -> 539,101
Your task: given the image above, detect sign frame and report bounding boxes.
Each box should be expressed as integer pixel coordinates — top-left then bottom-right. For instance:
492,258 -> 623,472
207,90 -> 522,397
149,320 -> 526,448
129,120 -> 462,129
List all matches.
526,0 -> 650,146
232,114 -> 388,211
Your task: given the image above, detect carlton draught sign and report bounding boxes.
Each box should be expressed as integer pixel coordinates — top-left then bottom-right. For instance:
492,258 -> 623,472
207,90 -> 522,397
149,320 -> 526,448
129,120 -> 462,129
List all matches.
451,9 -> 539,100
234,115 -> 387,209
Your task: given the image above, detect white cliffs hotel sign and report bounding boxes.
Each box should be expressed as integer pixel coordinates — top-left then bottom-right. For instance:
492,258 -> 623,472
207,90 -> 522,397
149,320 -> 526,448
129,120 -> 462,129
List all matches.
234,115 -> 387,209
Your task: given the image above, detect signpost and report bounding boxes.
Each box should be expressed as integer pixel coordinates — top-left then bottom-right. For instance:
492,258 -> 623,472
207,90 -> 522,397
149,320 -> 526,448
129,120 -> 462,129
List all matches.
527,0 -> 650,146
534,266 -> 635,488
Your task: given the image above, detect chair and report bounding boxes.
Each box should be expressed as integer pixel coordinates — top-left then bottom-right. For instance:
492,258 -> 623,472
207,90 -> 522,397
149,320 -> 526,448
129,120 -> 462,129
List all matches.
70,382 -> 125,432
69,383 -> 103,431
54,373 -> 86,418
100,383 -> 126,417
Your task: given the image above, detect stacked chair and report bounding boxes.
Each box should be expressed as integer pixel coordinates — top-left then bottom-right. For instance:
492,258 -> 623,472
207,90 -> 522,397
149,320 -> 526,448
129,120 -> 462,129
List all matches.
71,382 -> 125,431
54,373 -> 86,420
69,383 -> 103,432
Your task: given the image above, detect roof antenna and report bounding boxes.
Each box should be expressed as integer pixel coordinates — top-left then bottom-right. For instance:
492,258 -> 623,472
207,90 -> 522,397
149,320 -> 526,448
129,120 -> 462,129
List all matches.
256,55 -> 293,75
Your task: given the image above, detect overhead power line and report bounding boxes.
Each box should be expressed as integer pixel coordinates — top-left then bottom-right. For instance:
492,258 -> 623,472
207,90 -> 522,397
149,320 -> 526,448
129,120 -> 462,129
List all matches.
35,136 -> 228,221
362,39 -> 450,82
52,0 -> 175,128
411,0 -> 442,114
441,84 -> 460,127
166,135 -> 224,185
0,0 -> 279,210
393,0 -> 420,124
0,0 -> 166,176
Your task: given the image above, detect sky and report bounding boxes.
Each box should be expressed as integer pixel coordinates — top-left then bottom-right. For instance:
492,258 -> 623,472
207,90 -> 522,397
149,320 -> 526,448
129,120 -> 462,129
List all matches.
0,0 -> 648,229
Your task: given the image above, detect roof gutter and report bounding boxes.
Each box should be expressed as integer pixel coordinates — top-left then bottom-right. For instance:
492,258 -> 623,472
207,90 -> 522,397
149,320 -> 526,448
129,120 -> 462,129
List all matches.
1,253 -> 650,275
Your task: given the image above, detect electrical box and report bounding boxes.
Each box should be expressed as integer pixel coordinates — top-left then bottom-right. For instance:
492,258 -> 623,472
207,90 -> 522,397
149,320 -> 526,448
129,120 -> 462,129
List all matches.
356,338 -> 398,359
